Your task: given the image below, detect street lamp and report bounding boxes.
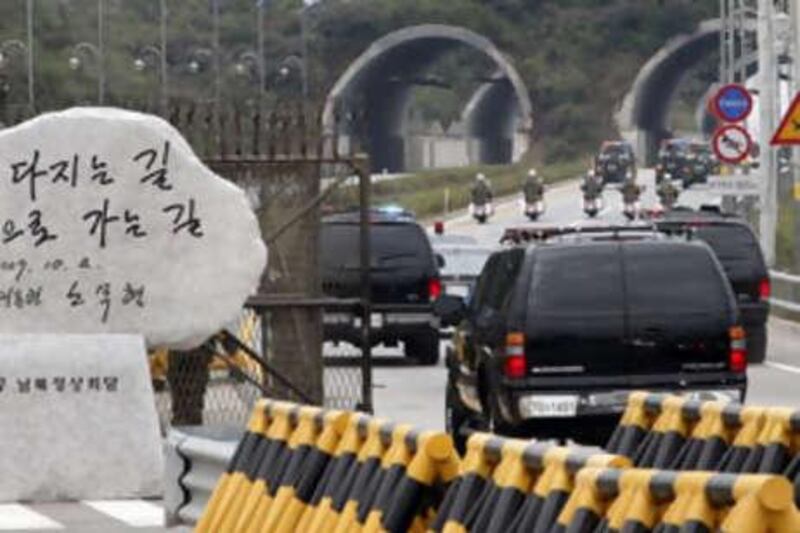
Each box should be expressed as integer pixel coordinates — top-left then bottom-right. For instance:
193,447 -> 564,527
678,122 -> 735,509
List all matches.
187,48 -> 213,75
133,45 -> 168,115
68,42 -> 103,103
0,40 -> 26,70
234,51 -> 259,77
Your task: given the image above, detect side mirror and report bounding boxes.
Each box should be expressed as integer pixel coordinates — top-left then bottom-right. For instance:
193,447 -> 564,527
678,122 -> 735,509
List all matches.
436,253 -> 446,269
433,295 -> 466,327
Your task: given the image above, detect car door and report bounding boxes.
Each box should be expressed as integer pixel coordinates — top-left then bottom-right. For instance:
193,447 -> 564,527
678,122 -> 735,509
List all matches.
454,254 -> 500,372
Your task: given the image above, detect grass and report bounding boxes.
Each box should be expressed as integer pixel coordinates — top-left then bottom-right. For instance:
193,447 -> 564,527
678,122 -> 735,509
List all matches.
328,159 -> 588,221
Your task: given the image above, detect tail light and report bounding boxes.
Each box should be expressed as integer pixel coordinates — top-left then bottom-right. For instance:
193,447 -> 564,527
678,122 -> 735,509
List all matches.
427,278 -> 442,301
434,221 -> 444,235
504,332 -> 526,378
729,326 -> 747,373
759,278 -> 771,300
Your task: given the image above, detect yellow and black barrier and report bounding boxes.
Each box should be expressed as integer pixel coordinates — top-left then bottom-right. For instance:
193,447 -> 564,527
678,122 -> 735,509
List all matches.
429,432 -> 630,532
556,467 -> 800,532
196,401 -> 460,533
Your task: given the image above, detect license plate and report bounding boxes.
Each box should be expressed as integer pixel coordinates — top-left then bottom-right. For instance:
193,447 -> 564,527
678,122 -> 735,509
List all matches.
520,395 -> 579,418
608,164 -> 617,171
324,313 -> 353,325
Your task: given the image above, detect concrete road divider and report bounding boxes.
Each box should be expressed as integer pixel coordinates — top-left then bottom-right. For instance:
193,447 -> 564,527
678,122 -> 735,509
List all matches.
429,432 -> 630,532
556,468 -> 800,532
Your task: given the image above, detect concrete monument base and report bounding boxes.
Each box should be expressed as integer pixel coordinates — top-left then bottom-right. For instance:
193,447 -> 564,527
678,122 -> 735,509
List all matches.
0,334 -> 163,502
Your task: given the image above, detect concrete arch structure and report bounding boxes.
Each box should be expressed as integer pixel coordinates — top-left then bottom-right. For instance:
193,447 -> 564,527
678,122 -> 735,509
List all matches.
322,24 -> 532,172
617,19 -> 722,165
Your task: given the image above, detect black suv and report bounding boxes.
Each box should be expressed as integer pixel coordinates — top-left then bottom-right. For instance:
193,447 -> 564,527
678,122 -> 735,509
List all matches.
320,212 -> 443,365
594,141 -> 636,184
656,138 -> 690,185
655,208 -> 770,363
436,226 -> 747,450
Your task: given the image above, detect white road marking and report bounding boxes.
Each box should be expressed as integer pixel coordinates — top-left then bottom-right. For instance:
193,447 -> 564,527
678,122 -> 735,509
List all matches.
764,361 -> 800,376
82,500 -> 164,528
0,504 -> 63,530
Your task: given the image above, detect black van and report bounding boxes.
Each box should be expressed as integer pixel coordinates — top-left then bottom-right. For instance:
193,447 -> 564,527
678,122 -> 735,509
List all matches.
320,212 -> 442,365
436,226 -> 747,450
656,211 -> 770,363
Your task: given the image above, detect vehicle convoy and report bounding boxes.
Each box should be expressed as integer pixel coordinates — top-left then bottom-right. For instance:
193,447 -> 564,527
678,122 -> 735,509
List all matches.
470,173 -> 494,224
594,140 -> 637,184
581,169 -> 604,218
522,168 -> 546,221
436,225 -> 747,451
680,142 -> 717,188
320,210 -> 443,365
656,139 -> 718,187
655,208 -> 770,364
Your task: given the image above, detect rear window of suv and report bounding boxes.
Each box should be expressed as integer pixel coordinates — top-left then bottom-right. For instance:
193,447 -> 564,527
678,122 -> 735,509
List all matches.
321,222 -> 433,269
530,244 -> 624,315
623,242 -> 730,315
691,224 -> 766,281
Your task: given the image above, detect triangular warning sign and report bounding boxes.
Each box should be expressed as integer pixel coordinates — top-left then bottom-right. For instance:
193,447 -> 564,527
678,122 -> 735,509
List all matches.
772,92 -> 800,145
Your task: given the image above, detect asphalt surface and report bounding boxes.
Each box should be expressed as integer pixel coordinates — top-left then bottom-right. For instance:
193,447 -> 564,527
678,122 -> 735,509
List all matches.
372,168 -> 800,431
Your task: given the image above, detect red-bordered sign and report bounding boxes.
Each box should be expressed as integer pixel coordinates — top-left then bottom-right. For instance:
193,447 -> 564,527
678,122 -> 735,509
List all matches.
712,83 -> 753,123
771,91 -> 800,145
712,124 -> 753,164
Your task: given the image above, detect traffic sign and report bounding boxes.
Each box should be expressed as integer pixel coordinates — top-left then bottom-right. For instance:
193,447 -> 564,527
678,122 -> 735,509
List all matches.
771,92 -> 800,145
712,84 -> 753,123
712,124 -> 753,164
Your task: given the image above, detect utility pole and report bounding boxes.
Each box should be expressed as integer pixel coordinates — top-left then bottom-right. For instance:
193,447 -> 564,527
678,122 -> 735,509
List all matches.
97,0 -> 105,104
791,0 -> 800,272
757,0 -> 778,266
257,1 -> 266,106
26,0 -> 34,112
159,0 -> 168,116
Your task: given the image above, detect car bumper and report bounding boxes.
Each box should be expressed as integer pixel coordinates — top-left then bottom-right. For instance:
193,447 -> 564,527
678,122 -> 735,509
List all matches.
495,375 -> 747,425
323,310 -> 439,343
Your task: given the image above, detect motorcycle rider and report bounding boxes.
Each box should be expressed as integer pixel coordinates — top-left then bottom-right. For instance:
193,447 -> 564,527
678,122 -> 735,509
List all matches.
657,174 -> 680,210
523,168 -> 545,204
620,173 -> 642,204
580,168 -> 604,200
471,173 -> 493,205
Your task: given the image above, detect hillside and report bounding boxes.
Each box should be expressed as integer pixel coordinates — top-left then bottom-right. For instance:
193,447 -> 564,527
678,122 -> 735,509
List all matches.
0,0 -> 718,162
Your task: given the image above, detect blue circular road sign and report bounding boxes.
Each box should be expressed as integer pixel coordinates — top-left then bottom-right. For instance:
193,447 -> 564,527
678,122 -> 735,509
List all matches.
713,84 -> 753,123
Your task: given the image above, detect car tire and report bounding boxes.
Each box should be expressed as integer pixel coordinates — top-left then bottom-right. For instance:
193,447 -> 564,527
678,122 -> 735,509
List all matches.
406,330 -> 440,365
747,325 -> 768,364
445,380 -> 474,455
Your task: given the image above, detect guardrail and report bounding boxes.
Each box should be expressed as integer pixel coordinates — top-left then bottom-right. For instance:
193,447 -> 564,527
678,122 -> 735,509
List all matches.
770,270 -> 800,315
164,427 -> 241,527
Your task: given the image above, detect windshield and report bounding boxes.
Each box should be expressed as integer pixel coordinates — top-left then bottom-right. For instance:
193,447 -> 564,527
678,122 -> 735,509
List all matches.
321,223 -> 433,269
435,245 -> 493,278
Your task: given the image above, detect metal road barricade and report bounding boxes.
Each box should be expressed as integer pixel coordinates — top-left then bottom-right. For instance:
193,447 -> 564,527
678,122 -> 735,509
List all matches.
557,468 -> 800,532
165,392 -> 800,530
194,399 -> 460,533
430,433 -> 629,533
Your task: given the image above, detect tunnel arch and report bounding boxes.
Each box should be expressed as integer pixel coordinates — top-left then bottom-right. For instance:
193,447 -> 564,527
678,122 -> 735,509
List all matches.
616,19 -> 722,165
322,24 -> 532,172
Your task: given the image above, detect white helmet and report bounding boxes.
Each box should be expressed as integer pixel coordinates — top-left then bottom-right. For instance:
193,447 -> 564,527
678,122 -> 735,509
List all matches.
476,173 -> 487,182
528,168 -> 538,177
587,168 -> 596,178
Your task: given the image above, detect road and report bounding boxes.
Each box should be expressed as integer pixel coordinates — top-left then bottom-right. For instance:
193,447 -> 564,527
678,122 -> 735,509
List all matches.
372,168 -> 800,430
